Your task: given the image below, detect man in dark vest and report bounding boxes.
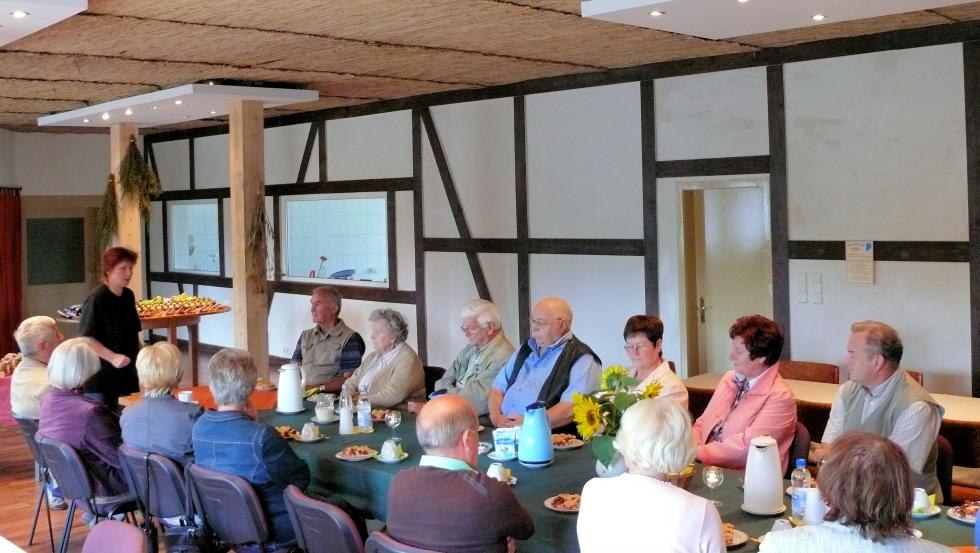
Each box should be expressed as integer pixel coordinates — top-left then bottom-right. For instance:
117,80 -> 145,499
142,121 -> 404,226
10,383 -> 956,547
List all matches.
812,320 -> 945,501
291,286 -> 365,391
488,297 -> 601,429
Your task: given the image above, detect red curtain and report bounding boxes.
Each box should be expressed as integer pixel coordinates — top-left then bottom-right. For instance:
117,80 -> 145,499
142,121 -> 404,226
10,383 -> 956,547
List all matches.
0,188 -> 22,355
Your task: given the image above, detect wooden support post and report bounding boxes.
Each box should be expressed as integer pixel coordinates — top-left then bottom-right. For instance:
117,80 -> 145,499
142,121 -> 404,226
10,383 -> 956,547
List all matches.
110,123 -> 144,300
228,100 -> 269,374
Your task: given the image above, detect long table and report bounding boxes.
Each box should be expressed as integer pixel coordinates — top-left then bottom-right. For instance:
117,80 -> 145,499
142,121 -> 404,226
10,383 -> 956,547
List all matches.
262,405 -> 975,552
684,373 -> 980,468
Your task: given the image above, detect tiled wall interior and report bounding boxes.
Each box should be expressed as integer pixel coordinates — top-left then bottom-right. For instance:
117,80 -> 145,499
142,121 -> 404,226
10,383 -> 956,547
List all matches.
284,197 -> 388,282
169,200 -> 220,274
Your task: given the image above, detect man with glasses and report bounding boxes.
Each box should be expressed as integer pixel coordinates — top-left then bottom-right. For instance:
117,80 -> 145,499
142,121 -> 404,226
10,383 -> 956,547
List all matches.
426,299 -> 514,416
487,297 -> 601,430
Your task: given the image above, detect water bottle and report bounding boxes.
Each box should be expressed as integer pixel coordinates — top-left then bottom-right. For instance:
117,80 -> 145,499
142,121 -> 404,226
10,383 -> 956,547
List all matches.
790,458 -> 811,520
338,384 -> 355,435
357,384 -> 373,433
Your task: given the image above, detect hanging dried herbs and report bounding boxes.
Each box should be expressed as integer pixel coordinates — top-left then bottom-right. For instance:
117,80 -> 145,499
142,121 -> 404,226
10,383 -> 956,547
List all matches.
118,136 -> 161,219
97,174 -> 118,249
246,188 -> 273,293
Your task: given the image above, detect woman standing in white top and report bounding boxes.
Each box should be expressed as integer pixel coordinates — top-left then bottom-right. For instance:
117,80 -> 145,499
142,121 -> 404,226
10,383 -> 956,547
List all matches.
760,431 -> 950,553
577,397 -> 725,553
623,315 -> 688,408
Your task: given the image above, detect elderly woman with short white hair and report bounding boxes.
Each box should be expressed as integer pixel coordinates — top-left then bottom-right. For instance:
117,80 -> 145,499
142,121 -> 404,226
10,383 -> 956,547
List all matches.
38,338 -> 129,498
577,398 -> 726,553
345,308 -> 425,408
120,341 -> 203,466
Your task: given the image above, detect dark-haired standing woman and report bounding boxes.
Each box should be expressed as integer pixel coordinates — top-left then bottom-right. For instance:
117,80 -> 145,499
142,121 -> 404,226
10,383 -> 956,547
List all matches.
79,246 -> 141,411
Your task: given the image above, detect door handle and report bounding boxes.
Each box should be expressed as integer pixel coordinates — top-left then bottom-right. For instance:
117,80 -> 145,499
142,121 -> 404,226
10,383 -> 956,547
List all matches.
697,296 -> 711,324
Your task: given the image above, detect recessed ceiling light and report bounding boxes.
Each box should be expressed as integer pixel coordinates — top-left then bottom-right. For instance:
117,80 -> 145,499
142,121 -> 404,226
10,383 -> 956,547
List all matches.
207,81 -> 215,86
82,118 -> 89,123
101,112 -> 110,121
209,110 -> 217,115
811,14 -> 825,21
151,106 -> 158,110
10,10 -> 28,18
124,107 -> 133,116
737,0 -> 749,3
649,10 -> 664,16
174,99 -> 183,105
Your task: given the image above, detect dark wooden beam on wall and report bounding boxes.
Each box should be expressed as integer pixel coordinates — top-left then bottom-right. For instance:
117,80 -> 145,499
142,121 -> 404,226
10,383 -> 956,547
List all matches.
641,80 -> 659,315
318,121 -> 328,183
387,191 -> 398,290
271,195 -> 281,282
964,40 -> 980,397
655,156 -> 770,179
420,107 -> 492,302
161,200 -> 170,271
155,179 -> 412,202
296,122 -> 317,184
148,272 -> 415,304
412,109 -> 427,362
216,198 -> 226,276
789,241 -> 970,262
423,237 -> 645,256
514,96 -> 531,340
188,138 -> 195,190
767,64 -> 791,360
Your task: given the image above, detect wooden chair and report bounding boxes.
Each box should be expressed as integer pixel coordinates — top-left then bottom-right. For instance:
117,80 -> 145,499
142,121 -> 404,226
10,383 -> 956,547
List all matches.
905,370 -> 925,386
778,360 -> 840,384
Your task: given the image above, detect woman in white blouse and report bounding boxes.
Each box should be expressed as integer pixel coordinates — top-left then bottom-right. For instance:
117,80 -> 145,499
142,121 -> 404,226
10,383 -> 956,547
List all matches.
623,315 -> 688,408
760,432 -> 950,553
577,397 -> 725,553
344,309 -> 424,409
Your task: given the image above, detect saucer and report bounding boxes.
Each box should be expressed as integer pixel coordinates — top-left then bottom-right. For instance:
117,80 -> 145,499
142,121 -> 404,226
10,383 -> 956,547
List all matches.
518,459 -> 553,469
276,407 -> 305,415
487,451 -> 516,462
911,505 -> 941,519
295,435 -> 325,443
373,452 -> 409,464
311,416 -> 338,424
740,503 -> 787,516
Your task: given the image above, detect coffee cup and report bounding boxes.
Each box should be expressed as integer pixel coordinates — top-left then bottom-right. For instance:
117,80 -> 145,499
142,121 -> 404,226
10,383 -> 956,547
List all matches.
177,390 -> 193,402
487,462 -> 510,482
381,439 -> 402,461
803,487 -> 829,526
912,487 -> 930,512
300,422 -> 319,441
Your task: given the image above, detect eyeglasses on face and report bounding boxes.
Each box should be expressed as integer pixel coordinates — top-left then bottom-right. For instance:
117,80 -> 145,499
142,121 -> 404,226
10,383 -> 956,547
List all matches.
623,343 -> 652,353
459,324 -> 486,334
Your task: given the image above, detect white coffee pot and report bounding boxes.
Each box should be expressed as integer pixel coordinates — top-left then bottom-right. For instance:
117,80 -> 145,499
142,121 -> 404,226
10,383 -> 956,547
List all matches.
276,363 -> 305,414
742,435 -> 785,515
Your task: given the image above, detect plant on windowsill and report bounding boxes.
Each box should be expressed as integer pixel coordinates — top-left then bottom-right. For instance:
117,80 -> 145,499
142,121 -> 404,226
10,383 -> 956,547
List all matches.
572,365 -> 661,471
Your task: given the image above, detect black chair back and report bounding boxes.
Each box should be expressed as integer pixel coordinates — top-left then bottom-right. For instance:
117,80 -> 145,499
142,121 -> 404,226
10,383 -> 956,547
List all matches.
422,366 -> 446,397
14,415 -> 43,464
36,433 -> 95,502
187,463 -> 268,547
784,422 -> 811,480
936,435 -> 953,506
118,444 -> 189,520
283,485 -> 364,553
365,531 -> 442,553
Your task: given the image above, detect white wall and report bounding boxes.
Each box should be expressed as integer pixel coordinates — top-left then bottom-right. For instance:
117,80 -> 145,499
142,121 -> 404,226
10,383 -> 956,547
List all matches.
14,132 -> 108,195
326,111 -> 412,180
0,129 -> 14,185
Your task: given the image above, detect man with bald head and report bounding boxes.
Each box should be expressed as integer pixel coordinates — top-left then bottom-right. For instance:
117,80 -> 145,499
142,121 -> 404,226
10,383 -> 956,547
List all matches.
488,297 -> 601,430
386,395 -> 534,553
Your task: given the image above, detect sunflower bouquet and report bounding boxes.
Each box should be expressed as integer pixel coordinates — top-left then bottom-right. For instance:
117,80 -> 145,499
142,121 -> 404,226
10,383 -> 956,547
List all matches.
572,365 -> 661,468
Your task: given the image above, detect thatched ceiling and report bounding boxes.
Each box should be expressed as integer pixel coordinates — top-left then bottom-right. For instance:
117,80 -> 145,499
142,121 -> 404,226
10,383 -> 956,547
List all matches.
2,0 -> 979,133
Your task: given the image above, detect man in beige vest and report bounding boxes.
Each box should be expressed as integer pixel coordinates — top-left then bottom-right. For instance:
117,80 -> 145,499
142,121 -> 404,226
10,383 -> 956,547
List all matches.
291,286 -> 365,391
812,320 -> 944,501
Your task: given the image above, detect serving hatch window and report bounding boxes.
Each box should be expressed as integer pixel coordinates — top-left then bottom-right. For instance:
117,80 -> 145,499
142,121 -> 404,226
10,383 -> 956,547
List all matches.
168,200 -> 220,274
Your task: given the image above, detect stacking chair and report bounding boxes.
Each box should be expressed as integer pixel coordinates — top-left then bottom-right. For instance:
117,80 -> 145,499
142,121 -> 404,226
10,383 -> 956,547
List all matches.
187,463 -> 269,551
35,434 -> 139,553
82,520 -> 148,553
783,422 -> 812,480
283,485 -> 364,553
423,366 -> 446,397
365,531 -> 442,553
905,370 -> 925,386
12,415 -> 55,553
778,361 -> 839,384
936,435 -> 953,506
118,444 -> 194,551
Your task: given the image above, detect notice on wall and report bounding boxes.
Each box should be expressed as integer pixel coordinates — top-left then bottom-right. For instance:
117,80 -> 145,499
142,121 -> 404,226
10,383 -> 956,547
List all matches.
846,241 -> 875,284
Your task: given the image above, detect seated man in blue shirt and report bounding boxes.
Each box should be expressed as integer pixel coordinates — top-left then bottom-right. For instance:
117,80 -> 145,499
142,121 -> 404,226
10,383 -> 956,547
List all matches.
488,297 -> 601,430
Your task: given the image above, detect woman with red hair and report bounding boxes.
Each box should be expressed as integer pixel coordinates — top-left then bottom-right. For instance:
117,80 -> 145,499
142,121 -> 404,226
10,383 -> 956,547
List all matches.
78,246 -> 141,410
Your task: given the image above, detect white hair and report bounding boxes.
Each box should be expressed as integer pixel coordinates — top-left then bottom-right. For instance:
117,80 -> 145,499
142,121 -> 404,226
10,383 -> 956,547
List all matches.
459,299 -> 502,331
207,348 -> 257,406
614,397 -> 695,475
48,338 -> 100,390
14,316 -> 58,357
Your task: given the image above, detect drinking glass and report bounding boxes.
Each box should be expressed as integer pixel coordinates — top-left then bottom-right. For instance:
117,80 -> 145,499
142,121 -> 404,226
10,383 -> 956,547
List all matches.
385,409 -> 402,437
702,465 -> 724,506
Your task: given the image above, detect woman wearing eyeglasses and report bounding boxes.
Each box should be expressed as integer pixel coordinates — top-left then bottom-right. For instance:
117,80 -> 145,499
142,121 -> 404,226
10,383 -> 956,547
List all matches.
622,315 -> 688,408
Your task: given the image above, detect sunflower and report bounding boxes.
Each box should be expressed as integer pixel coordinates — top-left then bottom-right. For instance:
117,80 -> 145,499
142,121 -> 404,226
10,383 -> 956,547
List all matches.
642,380 -> 663,399
600,365 -> 630,391
572,393 -> 603,440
